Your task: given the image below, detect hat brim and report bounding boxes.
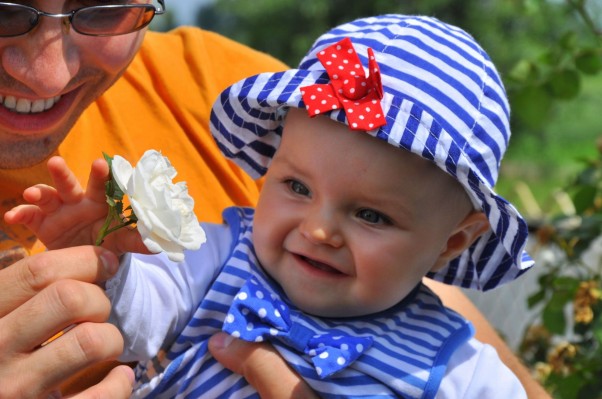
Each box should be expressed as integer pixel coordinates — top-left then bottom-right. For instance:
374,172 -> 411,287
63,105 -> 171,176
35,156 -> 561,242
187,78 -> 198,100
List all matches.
211,69 -> 534,291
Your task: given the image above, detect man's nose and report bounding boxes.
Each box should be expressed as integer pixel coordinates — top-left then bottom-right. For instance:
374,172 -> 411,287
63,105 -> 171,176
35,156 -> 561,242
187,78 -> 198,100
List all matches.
2,18 -> 80,97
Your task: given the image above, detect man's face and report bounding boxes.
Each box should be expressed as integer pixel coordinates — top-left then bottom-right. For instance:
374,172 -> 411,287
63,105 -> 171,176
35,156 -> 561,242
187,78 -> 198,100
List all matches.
0,1 -> 148,169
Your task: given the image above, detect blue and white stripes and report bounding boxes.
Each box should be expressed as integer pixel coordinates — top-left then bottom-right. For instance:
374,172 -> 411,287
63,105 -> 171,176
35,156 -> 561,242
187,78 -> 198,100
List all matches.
132,207 -> 474,398
210,14 -> 534,291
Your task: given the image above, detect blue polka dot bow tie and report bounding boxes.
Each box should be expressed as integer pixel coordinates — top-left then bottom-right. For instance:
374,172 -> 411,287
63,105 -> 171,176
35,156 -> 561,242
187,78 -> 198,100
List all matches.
222,277 -> 373,378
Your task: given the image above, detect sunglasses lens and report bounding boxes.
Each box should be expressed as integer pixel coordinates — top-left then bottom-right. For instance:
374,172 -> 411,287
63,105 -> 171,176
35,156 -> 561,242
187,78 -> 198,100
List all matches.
73,6 -> 155,36
0,4 -> 37,37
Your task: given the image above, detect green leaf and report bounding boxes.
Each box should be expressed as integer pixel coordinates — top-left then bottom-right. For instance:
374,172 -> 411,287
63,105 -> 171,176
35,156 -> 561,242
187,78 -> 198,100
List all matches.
538,49 -> 558,67
542,283 -> 577,335
577,380 -> 602,399
575,49 -> 602,75
559,31 -> 578,51
572,163 -> 600,186
115,200 -> 124,216
509,84 -> 553,130
102,153 -> 124,201
123,205 -> 138,223
102,152 -> 113,166
553,276 -> 581,292
103,153 -> 116,198
571,185 -> 597,214
528,289 -> 547,308
552,373 -> 583,399
593,315 -> 602,345
542,299 -> 567,335
546,68 -> 581,100
508,59 -> 540,83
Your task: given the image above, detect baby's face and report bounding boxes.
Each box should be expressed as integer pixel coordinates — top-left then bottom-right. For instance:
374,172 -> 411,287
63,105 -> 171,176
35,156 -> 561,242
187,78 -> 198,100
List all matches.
253,109 -> 472,317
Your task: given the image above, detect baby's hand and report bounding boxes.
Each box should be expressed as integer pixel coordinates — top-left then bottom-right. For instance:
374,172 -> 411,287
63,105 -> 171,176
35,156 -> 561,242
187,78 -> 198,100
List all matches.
4,156 -> 148,255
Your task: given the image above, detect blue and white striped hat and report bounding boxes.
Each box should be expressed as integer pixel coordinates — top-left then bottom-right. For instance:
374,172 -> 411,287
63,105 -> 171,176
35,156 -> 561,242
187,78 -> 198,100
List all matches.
211,14 -> 534,291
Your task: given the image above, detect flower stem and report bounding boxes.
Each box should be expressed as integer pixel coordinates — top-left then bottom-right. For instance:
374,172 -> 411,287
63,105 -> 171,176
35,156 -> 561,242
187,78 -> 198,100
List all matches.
95,210 -> 137,246
95,210 -> 116,246
103,219 -> 137,236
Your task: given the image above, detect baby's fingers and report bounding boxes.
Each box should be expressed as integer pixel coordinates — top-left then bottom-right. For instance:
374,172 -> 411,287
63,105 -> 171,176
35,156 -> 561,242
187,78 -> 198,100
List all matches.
3,204 -> 42,228
4,183 -> 61,230
85,158 -> 111,204
22,184 -> 63,214
46,156 -> 84,204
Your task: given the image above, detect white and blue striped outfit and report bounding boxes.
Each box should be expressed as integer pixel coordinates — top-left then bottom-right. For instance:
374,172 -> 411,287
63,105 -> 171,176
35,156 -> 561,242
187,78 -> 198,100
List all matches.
108,207 -> 525,398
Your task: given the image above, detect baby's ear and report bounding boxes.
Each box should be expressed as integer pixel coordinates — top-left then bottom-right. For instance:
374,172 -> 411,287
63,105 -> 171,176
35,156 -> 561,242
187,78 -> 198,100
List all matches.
431,211 -> 490,272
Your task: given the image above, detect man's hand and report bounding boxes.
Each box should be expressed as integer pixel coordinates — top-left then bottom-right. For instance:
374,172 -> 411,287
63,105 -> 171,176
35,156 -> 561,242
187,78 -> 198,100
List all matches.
0,246 -> 133,398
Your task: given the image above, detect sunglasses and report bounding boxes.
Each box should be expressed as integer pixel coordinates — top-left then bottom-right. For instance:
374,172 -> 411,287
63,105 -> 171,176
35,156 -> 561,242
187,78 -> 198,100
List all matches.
0,0 -> 166,37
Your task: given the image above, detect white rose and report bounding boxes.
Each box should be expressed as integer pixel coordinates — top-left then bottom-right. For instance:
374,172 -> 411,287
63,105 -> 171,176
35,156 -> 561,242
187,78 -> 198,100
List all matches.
112,150 -> 206,262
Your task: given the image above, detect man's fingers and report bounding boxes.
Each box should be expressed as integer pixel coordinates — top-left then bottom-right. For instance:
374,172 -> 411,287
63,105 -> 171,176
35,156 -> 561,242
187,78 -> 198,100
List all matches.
68,365 -> 134,399
35,323 -> 125,394
209,332 -> 318,399
0,247 -> 123,399
1,279 -> 111,352
0,247 -> 119,317
0,323 -> 125,399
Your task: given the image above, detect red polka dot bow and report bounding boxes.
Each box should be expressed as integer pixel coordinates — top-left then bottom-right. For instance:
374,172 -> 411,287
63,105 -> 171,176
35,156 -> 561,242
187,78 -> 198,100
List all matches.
301,37 -> 386,131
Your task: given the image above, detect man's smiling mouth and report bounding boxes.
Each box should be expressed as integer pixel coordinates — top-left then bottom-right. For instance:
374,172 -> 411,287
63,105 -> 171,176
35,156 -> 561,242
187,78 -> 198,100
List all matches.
0,95 -> 61,114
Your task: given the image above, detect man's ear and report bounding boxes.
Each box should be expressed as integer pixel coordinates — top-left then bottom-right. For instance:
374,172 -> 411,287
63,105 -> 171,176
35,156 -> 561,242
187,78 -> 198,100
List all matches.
431,211 -> 490,272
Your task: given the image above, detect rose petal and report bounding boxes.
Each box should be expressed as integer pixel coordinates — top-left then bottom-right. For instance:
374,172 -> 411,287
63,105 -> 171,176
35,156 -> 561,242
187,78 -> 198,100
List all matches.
111,155 -> 134,194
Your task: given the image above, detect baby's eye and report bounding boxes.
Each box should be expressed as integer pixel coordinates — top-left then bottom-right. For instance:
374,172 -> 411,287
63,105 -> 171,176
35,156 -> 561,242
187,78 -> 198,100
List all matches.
286,179 -> 311,197
356,209 -> 391,225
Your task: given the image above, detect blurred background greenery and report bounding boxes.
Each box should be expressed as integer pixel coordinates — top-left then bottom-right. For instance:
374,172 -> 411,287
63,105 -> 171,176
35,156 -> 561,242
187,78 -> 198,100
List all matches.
156,0 -> 602,225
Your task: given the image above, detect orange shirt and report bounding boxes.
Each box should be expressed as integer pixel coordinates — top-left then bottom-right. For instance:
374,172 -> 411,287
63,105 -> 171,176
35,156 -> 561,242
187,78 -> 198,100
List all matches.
0,27 -> 287,268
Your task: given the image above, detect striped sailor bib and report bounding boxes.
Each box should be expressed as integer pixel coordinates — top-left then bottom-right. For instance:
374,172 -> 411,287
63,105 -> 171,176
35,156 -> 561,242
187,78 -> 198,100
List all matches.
132,207 -> 474,399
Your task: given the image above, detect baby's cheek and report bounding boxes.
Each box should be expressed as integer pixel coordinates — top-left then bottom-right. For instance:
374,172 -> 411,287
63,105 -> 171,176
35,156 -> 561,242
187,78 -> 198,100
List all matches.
251,224 -> 274,266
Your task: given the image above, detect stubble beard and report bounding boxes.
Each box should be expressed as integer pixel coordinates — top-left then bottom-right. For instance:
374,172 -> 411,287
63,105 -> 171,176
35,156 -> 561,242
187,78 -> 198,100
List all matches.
0,123 -> 72,169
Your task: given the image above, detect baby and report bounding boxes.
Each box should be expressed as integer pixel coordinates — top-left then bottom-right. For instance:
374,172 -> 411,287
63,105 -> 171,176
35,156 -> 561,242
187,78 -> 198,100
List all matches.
6,14 -> 533,398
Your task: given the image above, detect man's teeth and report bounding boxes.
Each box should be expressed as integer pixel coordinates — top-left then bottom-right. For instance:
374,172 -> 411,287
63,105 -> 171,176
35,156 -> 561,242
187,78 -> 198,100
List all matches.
0,95 -> 61,114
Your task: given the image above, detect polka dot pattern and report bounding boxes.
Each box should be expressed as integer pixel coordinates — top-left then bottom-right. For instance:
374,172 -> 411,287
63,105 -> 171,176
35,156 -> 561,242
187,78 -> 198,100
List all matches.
223,277 -> 290,341
306,333 -> 373,378
222,277 -> 373,378
301,37 -> 386,132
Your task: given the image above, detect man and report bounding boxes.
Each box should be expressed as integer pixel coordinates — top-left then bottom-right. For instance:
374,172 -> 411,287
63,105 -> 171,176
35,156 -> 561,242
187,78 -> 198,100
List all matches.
0,1 -> 548,398
0,1 -> 306,397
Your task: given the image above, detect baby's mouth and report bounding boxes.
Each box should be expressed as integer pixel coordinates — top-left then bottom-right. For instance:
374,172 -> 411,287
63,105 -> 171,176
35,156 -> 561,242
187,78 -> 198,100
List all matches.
0,95 -> 62,114
300,255 -> 343,275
